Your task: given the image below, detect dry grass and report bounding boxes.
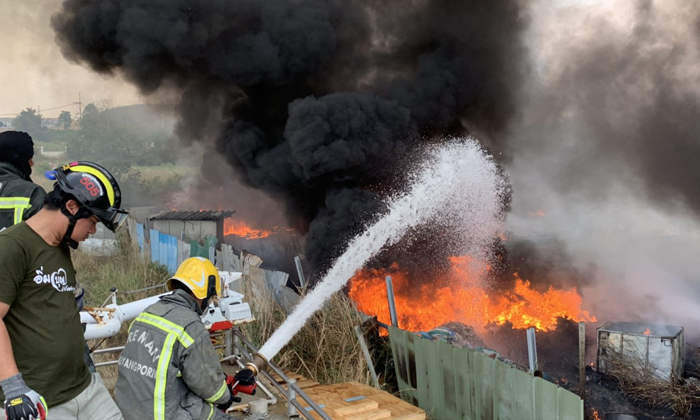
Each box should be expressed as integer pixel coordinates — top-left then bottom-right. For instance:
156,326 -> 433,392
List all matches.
240,270 -> 370,385
605,351 -> 700,418
74,235 -> 371,386
72,234 -> 170,305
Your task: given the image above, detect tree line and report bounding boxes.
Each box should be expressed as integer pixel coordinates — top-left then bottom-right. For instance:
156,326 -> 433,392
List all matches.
10,104 -> 181,206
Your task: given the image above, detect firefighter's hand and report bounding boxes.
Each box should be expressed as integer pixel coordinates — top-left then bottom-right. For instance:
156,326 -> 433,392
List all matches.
234,368 -> 256,386
216,388 -> 240,412
4,389 -> 48,420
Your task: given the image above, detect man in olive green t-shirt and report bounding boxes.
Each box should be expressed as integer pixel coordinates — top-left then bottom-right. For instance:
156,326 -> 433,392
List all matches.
0,223 -> 88,407
0,162 -> 127,420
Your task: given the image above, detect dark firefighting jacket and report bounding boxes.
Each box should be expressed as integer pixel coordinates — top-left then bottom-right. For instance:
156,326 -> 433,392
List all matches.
114,290 -> 232,420
0,162 -> 46,230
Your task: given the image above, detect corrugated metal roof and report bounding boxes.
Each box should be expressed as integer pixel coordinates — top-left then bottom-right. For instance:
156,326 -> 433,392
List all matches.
150,210 -> 235,221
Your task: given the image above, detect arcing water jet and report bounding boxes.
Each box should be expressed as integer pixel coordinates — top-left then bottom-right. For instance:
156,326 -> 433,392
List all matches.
257,139 -> 508,361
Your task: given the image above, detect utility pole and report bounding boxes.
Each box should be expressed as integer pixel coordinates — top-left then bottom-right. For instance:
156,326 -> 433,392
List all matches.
77,93 -> 82,121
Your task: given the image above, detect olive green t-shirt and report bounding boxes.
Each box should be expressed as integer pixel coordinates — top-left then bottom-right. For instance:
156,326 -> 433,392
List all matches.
0,222 -> 91,407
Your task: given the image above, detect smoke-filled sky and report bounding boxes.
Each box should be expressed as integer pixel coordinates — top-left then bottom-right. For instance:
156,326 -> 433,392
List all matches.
6,0 -> 700,329
0,0 -> 141,118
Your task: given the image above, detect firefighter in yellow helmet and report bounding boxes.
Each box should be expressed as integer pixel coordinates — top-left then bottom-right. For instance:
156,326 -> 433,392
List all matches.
115,257 -> 237,420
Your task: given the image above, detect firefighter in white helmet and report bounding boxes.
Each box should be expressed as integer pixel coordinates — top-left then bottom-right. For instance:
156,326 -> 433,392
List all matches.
115,257 -> 241,420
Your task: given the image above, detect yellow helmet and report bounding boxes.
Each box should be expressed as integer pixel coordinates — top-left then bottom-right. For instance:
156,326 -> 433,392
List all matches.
167,257 -> 221,300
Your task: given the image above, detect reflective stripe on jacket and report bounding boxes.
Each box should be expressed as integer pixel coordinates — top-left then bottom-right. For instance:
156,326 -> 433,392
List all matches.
114,290 -> 231,420
0,196 -> 31,225
0,162 -> 46,230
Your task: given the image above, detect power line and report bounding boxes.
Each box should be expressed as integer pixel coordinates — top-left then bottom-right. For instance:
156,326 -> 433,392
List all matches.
0,101 -> 79,117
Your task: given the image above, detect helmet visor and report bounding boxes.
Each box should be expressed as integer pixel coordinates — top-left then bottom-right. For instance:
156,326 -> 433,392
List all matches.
90,207 -> 129,232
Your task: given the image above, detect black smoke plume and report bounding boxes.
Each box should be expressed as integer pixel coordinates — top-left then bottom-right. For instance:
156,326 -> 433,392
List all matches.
52,0 -> 528,271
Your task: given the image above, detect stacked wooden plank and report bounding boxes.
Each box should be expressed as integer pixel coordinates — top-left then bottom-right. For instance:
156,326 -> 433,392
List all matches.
267,372 -> 425,420
268,371 -> 321,390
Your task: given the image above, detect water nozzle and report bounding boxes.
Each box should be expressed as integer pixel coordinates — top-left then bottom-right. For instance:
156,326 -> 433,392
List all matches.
243,353 -> 268,376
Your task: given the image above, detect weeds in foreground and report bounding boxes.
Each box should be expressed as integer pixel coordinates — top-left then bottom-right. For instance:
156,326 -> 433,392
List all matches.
72,233 -> 169,305
240,269 -> 370,385
75,236 -> 372,387
605,351 -> 700,418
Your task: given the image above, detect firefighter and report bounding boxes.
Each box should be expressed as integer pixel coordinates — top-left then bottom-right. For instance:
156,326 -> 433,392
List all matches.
0,131 -> 46,230
0,161 -> 127,420
115,257 -> 251,420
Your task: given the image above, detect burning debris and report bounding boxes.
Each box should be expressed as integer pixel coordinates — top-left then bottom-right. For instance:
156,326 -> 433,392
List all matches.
349,255 -> 596,335
223,219 -> 293,240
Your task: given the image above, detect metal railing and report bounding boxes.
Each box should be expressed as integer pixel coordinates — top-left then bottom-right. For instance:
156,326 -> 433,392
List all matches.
232,330 -> 333,420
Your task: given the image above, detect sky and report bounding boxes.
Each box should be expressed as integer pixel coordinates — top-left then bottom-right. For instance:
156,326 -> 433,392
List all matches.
0,0 -> 141,119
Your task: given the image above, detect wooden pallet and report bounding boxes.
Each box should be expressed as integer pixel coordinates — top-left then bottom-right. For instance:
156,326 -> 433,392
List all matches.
295,382 -> 425,420
268,371 -> 321,389
265,370 -> 424,420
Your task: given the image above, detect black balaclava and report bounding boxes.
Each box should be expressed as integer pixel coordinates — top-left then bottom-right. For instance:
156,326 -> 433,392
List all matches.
0,131 -> 34,180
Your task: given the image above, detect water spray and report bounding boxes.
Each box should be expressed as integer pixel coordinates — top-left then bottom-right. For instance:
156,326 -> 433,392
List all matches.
257,139 -> 507,362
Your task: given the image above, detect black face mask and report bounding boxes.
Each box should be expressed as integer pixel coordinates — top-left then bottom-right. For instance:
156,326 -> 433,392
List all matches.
200,274 -> 218,311
0,131 -> 34,180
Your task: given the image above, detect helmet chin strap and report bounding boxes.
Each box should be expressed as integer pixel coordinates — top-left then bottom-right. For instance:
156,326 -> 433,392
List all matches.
60,206 -> 91,250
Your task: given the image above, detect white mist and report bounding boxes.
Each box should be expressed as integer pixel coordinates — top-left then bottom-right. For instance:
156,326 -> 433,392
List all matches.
258,139 -> 507,360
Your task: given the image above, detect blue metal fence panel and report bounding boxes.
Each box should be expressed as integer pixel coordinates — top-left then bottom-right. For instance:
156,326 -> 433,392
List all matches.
159,233 -> 178,275
149,229 -> 160,266
144,228 -> 215,274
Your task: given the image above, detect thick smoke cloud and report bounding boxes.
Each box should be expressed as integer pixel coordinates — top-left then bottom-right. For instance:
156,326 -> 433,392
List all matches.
52,0 -> 527,271
512,0 -> 700,217
505,0 -> 700,332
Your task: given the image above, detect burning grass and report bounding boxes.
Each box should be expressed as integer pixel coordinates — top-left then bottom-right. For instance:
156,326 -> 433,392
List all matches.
604,351 -> 700,418
240,269 -> 371,385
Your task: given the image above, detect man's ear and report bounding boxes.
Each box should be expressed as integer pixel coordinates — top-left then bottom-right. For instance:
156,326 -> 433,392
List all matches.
65,199 -> 80,216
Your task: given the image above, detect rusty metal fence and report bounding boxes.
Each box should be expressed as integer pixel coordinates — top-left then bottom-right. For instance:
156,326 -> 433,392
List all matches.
388,326 -> 583,420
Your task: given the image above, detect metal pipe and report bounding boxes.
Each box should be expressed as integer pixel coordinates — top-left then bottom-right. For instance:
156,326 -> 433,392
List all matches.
286,379 -> 298,417
80,293 -> 168,325
354,325 -> 379,388
92,346 -> 124,355
233,330 -> 332,420
84,317 -> 122,340
385,276 -> 399,328
244,353 -> 268,376
294,256 -> 306,289
94,360 -> 119,368
527,327 -> 538,375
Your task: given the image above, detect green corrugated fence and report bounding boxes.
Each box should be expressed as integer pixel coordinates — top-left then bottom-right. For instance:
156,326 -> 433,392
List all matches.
388,326 -> 583,420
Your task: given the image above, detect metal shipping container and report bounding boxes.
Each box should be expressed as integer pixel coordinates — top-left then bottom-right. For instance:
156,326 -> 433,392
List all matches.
597,322 -> 684,383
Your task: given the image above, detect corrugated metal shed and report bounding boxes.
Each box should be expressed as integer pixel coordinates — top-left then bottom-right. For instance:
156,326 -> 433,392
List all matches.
150,210 -> 234,221
597,322 -> 684,383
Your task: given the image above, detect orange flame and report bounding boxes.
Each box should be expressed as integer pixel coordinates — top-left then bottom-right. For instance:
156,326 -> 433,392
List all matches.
224,219 -> 292,239
348,256 -> 596,334
643,328 -> 651,335
528,209 -> 546,217
592,409 -> 601,420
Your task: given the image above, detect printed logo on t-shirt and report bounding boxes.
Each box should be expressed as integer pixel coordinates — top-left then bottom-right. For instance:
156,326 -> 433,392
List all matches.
33,267 -> 75,292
